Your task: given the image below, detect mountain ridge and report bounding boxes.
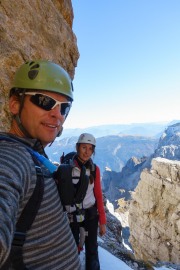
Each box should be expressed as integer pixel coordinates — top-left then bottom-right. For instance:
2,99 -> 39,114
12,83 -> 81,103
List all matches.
61,121 -> 177,139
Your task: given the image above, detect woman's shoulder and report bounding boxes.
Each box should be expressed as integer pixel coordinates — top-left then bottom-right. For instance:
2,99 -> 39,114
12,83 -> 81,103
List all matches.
94,164 -> 100,173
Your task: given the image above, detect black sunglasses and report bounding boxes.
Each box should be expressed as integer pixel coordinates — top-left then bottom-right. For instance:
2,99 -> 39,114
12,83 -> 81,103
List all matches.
25,92 -> 71,116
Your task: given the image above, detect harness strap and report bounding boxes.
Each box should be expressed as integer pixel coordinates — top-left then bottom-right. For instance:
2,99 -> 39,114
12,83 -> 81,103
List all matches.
74,165 -> 89,203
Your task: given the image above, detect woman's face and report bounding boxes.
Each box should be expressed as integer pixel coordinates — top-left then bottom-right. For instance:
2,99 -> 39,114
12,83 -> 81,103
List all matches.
77,143 -> 94,163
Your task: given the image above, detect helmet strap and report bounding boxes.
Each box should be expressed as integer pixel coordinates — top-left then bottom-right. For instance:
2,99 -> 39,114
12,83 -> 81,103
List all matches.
14,89 -> 32,138
18,89 -> 26,116
14,114 -> 32,138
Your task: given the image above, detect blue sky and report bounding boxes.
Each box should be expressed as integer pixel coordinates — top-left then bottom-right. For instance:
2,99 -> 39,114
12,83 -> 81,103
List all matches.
64,0 -> 180,128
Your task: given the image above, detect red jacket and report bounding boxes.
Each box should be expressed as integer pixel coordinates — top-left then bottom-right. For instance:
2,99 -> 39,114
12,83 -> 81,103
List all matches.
94,165 -> 106,225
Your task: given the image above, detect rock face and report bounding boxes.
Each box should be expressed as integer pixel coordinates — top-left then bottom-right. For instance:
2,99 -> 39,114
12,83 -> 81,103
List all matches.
0,0 -> 79,131
129,157 -> 180,264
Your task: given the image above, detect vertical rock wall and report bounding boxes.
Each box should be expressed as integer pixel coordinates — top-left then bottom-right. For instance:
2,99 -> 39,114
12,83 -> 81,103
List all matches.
129,157 -> 180,264
0,0 -> 79,131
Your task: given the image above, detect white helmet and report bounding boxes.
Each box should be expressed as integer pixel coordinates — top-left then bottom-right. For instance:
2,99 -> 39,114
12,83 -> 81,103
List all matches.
77,133 -> 96,146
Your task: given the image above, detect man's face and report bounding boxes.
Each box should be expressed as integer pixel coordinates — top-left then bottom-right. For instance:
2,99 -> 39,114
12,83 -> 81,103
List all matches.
10,91 -> 70,146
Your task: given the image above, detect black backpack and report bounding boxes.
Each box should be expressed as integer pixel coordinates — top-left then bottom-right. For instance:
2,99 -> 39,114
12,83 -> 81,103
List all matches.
54,152 -> 90,206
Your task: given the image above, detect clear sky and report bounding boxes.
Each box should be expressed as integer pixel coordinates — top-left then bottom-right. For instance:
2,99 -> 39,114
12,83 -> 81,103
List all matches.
64,0 -> 180,129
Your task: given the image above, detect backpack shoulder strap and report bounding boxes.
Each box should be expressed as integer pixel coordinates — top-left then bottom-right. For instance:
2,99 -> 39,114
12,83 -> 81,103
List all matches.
0,136 -> 44,270
16,158 -> 44,232
54,164 -> 75,206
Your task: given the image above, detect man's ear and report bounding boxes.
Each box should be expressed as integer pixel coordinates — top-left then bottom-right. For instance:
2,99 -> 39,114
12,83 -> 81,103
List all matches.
9,95 -> 20,115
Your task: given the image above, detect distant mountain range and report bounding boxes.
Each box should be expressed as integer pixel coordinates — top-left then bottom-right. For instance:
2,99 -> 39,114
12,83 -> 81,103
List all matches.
60,120 -> 179,139
46,135 -> 158,172
45,120 -> 180,173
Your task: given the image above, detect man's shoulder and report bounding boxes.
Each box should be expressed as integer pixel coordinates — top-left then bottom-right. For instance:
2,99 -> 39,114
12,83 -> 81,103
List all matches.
0,133 -> 34,162
0,132 -> 37,147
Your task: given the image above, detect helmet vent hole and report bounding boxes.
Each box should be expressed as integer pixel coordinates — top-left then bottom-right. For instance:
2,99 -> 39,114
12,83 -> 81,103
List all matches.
28,61 -> 35,66
30,64 -> 40,70
28,70 -> 39,80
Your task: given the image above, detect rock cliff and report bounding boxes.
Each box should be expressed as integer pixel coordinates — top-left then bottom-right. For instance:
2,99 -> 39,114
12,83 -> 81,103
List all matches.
0,0 -> 79,131
154,122 -> 180,160
128,123 -> 180,265
129,157 -> 180,264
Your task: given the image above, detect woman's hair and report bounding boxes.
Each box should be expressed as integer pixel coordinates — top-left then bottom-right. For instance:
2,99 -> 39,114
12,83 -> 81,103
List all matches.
86,158 -> 95,184
89,172 -> 94,184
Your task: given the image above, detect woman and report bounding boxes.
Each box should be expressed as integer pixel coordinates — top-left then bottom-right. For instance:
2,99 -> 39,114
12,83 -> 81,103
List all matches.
66,133 -> 106,270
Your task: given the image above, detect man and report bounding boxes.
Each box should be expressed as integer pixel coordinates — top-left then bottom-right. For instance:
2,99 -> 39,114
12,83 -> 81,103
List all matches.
0,60 -> 81,269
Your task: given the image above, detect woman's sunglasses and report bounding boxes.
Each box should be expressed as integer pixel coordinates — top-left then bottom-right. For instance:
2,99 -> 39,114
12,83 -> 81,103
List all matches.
24,92 -> 71,116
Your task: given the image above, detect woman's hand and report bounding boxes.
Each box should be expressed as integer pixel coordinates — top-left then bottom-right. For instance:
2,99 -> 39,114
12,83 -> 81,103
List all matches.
99,224 -> 106,236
